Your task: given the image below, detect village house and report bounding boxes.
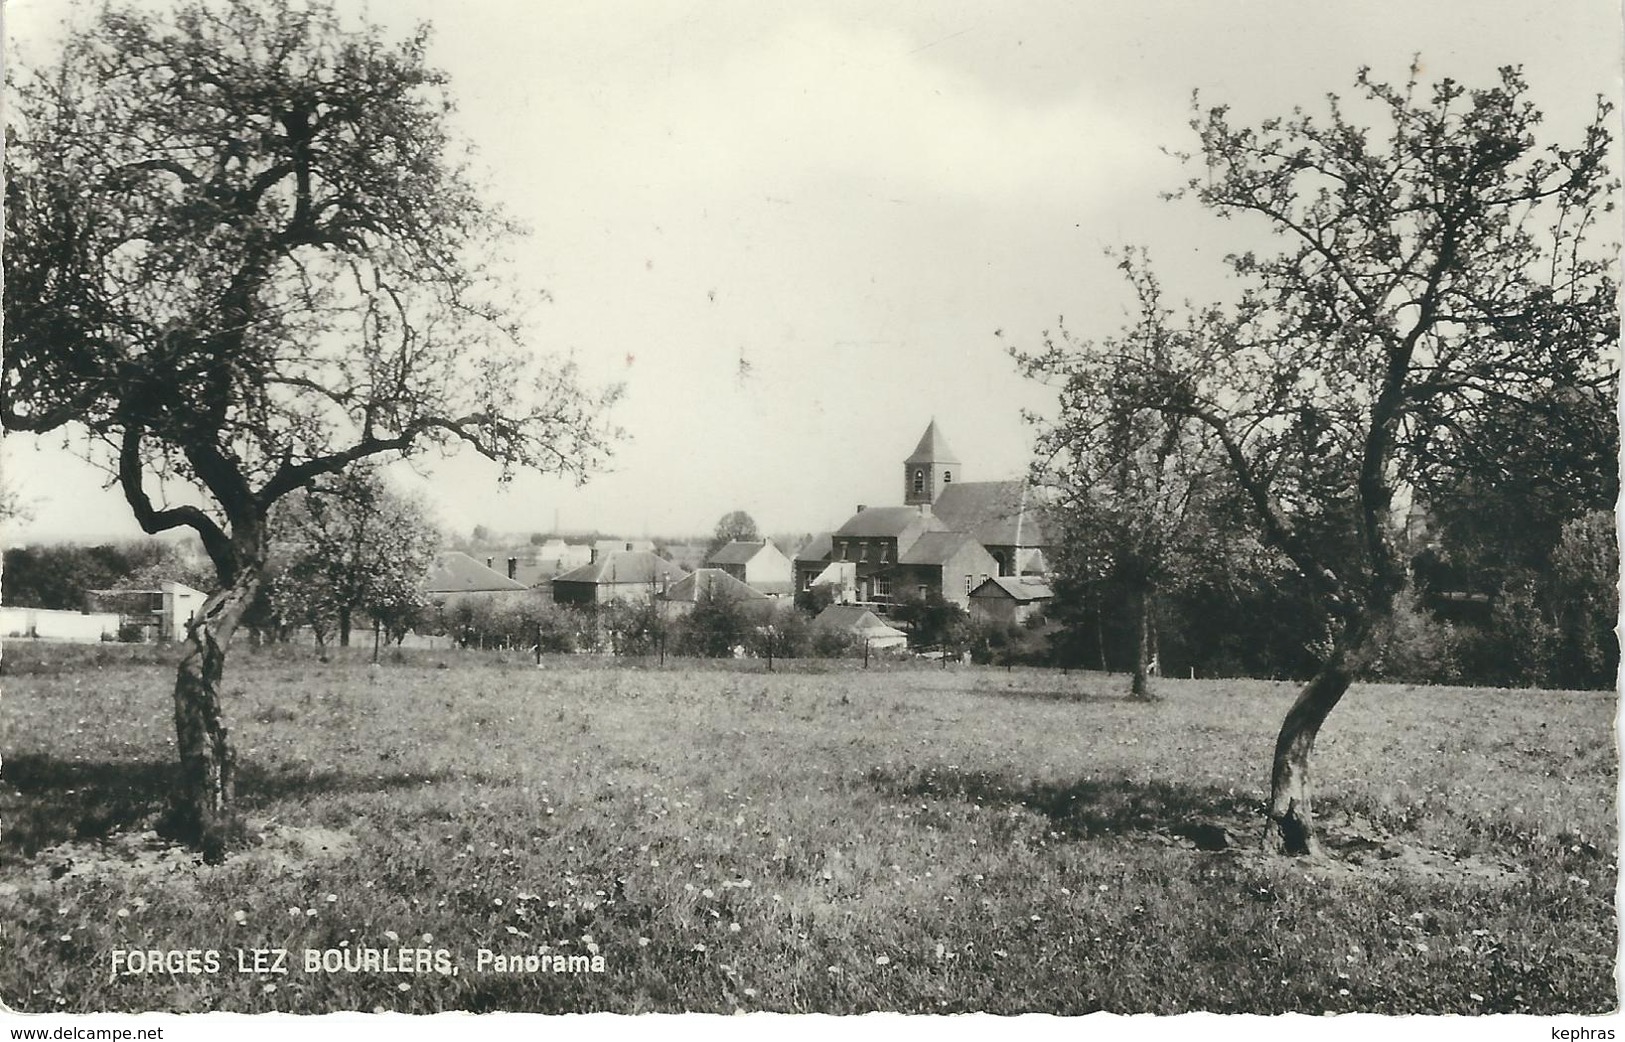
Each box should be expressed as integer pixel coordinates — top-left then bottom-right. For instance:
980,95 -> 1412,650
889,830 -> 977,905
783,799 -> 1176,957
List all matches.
85,580 -> 207,642
424,551 -> 529,608
705,540 -> 793,595
551,550 -> 688,606
482,538 -> 594,588
892,531 -> 1001,609
655,568 -> 773,619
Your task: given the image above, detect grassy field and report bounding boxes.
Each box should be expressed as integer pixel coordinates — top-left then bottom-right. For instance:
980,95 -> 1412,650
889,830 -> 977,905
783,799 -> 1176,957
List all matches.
0,642 -> 1615,1014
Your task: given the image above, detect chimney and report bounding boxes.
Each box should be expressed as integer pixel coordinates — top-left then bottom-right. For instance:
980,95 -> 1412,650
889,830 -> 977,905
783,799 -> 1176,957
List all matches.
507,558 -> 518,580
856,504 -> 867,514
590,547 -> 599,564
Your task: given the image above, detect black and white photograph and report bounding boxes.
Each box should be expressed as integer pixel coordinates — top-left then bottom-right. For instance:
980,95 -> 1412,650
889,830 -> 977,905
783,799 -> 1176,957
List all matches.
0,0 -> 1618,1032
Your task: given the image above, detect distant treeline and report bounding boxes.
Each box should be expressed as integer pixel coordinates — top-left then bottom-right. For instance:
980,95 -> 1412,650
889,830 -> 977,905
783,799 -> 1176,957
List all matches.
2,542 -> 212,611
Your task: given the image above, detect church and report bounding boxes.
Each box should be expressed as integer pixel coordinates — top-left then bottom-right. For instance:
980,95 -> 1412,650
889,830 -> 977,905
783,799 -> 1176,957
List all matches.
794,421 -> 1050,610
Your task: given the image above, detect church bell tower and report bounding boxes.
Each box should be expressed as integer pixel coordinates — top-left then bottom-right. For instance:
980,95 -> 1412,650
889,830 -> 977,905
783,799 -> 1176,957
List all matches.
903,419 -> 961,507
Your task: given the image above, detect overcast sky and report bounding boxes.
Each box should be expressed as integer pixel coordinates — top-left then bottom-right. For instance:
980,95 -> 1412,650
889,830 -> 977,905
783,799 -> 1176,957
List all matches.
3,0 -> 1619,546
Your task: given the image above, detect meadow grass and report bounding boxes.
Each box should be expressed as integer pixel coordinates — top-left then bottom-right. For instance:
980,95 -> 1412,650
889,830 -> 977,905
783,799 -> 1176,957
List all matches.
0,642 -> 1614,1014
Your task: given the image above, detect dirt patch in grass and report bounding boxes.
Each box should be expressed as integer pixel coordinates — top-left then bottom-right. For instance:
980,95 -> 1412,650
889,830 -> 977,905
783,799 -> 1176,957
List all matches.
1310,809 -> 1525,886
0,820 -> 357,896
1143,806 -> 1526,886
874,765 -> 1526,887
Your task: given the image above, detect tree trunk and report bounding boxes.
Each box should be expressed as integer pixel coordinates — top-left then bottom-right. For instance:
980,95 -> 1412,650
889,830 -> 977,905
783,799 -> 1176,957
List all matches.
1263,654 -> 1353,856
164,572 -> 257,862
1130,585 -> 1155,701
339,606 -> 352,647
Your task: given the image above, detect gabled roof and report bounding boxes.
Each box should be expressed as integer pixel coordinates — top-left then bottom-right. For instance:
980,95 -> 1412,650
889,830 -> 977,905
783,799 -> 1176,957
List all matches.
424,552 -> 527,594
905,419 -> 960,465
809,561 -> 855,587
1020,547 -> 1050,576
813,605 -> 905,638
660,568 -> 768,603
896,531 -> 980,566
932,481 -> 1047,546
553,551 -> 687,586
834,506 -> 944,539
708,540 -> 777,566
794,532 -> 833,563
970,576 -> 1055,602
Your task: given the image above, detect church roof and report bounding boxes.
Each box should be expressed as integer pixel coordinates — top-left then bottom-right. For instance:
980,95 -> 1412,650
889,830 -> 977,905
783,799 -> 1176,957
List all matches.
904,419 -> 960,465
834,506 -> 946,539
932,481 -> 1047,546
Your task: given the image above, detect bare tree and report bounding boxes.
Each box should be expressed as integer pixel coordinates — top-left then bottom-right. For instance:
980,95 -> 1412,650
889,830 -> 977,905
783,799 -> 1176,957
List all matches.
3,0 -> 619,858
1015,67 -> 1616,854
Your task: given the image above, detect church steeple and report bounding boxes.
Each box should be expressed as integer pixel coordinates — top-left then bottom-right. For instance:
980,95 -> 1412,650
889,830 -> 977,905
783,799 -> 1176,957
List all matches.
903,419 -> 961,506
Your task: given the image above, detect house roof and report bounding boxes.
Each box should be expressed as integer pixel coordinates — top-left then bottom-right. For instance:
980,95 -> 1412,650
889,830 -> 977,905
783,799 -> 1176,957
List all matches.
553,551 -> 688,586
424,552 -> 527,593
809,561 -> 855,587
896,531 -> 979,566
834,506 -> 943,539
813,604 -> 906,639
660,568 -> 768,603
708,540 -> 775,566
794,532 -> 833,563
905,419 -> 960,465
932,481 -> 1047,546
970,576 -> 1055,602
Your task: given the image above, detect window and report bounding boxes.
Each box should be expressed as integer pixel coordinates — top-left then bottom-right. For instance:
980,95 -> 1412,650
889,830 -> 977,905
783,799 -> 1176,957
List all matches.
964,574 -> 973,597
912,469 -> 924,495
878,543 -> 889,564
944,470 -> 953,485
838,542 -> 849,561
992,551 -> 1007,576
918,585 -> 929,598
858,541 -> 868,562
874,576 -> 891,600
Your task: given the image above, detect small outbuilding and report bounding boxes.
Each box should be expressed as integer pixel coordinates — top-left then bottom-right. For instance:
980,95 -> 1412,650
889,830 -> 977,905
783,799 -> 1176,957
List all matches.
967,576 -> 1054,626
812,604 -> 909,650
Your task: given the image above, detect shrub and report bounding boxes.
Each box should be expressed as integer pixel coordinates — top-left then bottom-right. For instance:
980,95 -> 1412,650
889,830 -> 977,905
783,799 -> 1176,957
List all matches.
673,588 -> 750,658
1366,592 -> 1462,684
810,627 -> 859,659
